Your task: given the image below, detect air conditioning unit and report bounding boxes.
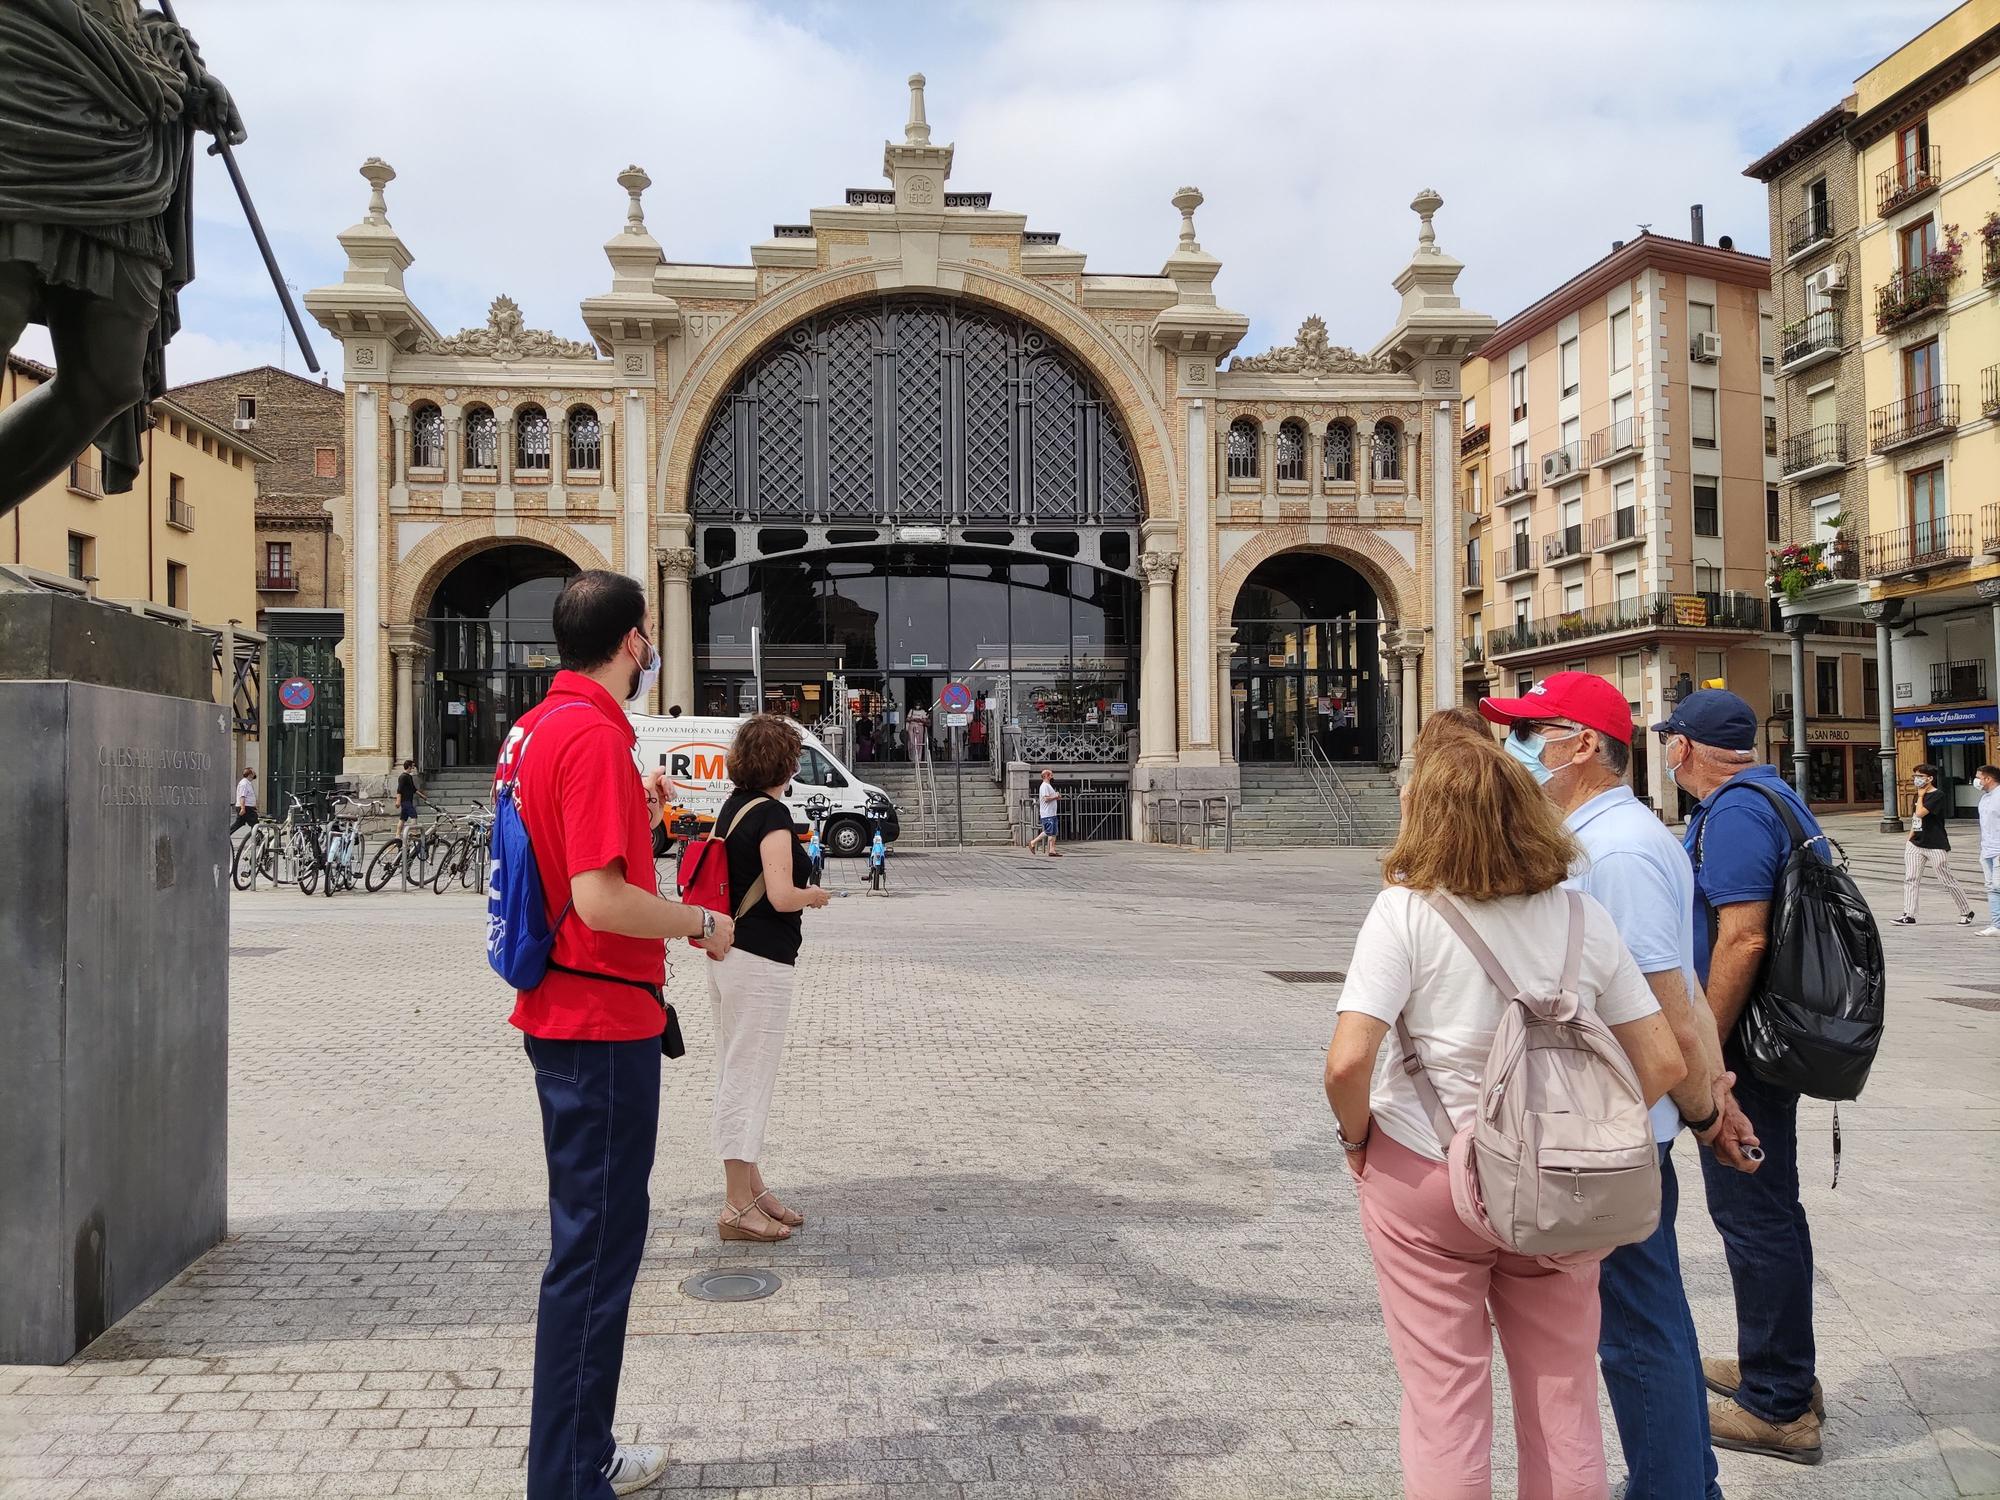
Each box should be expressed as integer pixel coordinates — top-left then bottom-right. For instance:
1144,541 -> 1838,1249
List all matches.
1773,691 -> 1794,714
1541,451 -> 1575,484
233,416 -> 256,430
1691,330 -> 1723,363
1804,263 -> 1845,299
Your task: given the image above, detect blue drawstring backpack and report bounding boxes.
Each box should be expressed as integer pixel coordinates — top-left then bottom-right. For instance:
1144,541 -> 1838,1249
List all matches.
485,701 -> 586,989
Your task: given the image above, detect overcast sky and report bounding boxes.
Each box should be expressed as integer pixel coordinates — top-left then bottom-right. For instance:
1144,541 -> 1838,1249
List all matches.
16,0 -> 1956,386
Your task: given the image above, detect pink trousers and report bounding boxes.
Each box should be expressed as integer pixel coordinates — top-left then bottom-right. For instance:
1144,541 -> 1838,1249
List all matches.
1357,1131 -> 1609,1500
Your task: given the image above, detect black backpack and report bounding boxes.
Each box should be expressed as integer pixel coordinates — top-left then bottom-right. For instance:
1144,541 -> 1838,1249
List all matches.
1694,779 -> 1885,1101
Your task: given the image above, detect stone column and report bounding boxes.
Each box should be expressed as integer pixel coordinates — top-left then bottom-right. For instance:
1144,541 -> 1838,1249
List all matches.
660,546 -> 696,715
1214,627 -> 1237,764
351,385 -> 382,761
1138,549 -> 1180,763
443,413 -> 462,512
1186,401 -> 1212,748
390,413 -> 408,491
1399,645 -> 1423,776
1786,617 -> 1811,797
549,408 -> 567,516
623,392 -> 650,584
391,644 -> 416,765
1358,420 -> 1376,506
496,412 -> 515,512
1866,601 -> 1902,832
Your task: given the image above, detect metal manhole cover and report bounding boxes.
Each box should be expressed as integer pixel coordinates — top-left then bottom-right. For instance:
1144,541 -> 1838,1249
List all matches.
230,946 -> 283,958
1937,996 -> 2000,1012
1266,970 -> 1346,984
681,1268 -> 781,1303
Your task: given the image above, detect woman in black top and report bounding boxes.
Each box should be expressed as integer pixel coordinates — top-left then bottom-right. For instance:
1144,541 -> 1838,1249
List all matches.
1896,761 -> 1975,925
708,714 -> 830,1242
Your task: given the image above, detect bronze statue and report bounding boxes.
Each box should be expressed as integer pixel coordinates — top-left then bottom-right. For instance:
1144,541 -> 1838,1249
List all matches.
0,0 -> 245,512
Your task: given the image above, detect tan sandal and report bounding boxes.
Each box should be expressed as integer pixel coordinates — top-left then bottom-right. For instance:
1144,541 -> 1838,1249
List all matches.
755,1190 -> 805,1228
717,1201 -> 791,1243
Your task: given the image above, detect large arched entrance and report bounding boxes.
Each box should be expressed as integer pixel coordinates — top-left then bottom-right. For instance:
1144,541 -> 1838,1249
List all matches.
423,543 -> 578,766
1230,551 -> 1384,763
688,295 -> 1145,763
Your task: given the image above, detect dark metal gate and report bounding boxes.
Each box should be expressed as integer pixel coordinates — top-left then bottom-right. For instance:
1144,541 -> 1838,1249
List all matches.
1019,778 -> 1128,844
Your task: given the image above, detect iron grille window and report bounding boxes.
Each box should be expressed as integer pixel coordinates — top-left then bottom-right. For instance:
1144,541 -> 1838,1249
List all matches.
515,406 -> 550,471
689,299 -> 1145,525
1275,420 -> 1306,482
1372,423 -> 1402,482
1323,422 -> 1353,482
1227,419 -> 1259,480
464,408 -> 497,470
1931,660 -> 1987,703
1767,486 -> 1781,543
566,406 -> 601,470
410,405 -> 443,468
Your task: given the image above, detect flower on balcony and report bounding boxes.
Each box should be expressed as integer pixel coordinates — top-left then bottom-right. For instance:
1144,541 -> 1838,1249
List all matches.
1768,541 -> 1832,602
1927,223 -> 1965,281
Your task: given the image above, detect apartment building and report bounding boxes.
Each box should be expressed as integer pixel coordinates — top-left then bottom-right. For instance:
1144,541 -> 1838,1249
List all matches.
1749,0 -> 2000,827
1457,354 -> 1493,693
1460,225 -> 1800,813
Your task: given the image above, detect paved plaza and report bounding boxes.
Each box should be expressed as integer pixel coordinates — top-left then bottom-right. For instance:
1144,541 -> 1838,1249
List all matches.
4,818 -> 1999,1499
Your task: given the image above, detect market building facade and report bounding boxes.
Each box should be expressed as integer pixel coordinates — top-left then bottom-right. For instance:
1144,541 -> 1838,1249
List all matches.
305,79 -> 1493,835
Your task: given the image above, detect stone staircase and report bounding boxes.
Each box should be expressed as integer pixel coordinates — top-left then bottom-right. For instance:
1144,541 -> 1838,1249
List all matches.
422,766 -> 499,811
863,761 -> 1014,846
1231,763 -> 1402,848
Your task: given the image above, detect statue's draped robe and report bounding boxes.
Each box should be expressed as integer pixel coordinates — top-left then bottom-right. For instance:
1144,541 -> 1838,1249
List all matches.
0,0 -> 197,492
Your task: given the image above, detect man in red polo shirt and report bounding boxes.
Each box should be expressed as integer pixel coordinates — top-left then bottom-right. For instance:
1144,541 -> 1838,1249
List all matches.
500,569 -> 732,1500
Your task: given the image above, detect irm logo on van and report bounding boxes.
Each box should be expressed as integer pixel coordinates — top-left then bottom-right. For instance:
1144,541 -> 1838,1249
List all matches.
659,742 -> 730,794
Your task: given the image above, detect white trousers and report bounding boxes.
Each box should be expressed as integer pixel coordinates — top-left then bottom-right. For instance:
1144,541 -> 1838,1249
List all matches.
705,946 -> 798,1162
1903,842 -> 1972,918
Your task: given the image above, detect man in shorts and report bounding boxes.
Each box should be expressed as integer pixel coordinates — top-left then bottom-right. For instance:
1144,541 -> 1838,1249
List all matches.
1025,769 -> 1061,857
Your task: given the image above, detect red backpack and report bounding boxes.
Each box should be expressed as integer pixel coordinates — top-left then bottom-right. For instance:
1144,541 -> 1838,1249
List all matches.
674,796 -> 773,957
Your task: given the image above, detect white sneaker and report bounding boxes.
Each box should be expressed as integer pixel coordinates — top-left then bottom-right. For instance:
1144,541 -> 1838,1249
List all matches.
605,1444 -> 667,1496
1978,925 -> 2000,937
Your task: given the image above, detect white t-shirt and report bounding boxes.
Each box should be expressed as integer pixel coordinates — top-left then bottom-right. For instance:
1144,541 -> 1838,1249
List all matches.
1037,781 -> 1059,815
235,777 -> 257,809
1337,884 -> 1660,1162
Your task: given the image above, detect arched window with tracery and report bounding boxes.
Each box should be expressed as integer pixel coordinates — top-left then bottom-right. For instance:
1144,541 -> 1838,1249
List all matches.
1372,420 -> 1403,482
410,403 -> 443,469
464,406 -> 497,470
566,405 -> 601,471
1323,421 -> 1354,483
1226,418 -> 1259,480
515,405 -> 550,471
1276,419 -> 1306,483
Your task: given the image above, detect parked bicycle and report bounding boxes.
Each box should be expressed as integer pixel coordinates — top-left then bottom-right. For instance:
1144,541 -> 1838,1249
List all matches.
231,793 -> 323,892
430,803 -> 494,893
363,805 -> 457,892
318,795 -> 379,897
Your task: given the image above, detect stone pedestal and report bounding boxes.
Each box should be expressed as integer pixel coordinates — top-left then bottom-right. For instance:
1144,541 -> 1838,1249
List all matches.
0,599 -> 228,1364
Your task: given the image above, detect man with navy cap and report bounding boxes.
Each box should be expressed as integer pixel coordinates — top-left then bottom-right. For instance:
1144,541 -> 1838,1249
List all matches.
1656,688 -> 1829,1466
1483,672 -> 1756,1498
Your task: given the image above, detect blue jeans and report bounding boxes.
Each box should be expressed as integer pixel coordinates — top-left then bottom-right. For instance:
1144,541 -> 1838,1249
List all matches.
1698,1066 -> 1816,1424
1983,855 -> 2000,927
524,1035 -> 660,1500
1599,1141 -> 1723,1500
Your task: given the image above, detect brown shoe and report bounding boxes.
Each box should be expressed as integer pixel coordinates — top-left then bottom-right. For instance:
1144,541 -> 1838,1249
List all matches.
1702,1356 -> 1825,1419
1708,1395 -> 1822,1465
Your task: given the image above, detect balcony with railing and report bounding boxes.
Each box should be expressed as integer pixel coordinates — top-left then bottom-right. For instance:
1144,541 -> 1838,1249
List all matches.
1779,310 -> 1842,371
1541,525 -> 1586,565
1983,363 -> 1999,421
1930,660 -> 1988,705
1870,385 -> 1958,453
1784,201 -> 1836,260
257,570 -> 299,593
1499,464 -> 1538,501
1877,145 -> 1940,215
1459,423 -> 1490,457
1587,507 -> 1645,554
66,459 -> 102,498
1876,263 -> 1954,332
1485,590 -> 1768,661
1463,544 -> 1483,592
1780,422 -> 1849,480
1863,514 -> 1973,578
1588,415 -> 1643,467
1539,440 -> 1586,487
1496,535 -> 1537,582
166,496 -> 195,532
1985,236 -> 2000,288
1980,502 -> 1999,556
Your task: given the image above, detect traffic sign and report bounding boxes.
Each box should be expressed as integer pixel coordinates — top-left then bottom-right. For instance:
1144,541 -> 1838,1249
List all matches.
944,712 -> 970,729
939,681 -> 973,713
278,677 -> 315,711
282,708 -> 306,725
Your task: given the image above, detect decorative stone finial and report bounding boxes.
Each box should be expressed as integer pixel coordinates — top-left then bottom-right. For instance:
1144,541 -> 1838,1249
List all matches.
360,157 -> 396,225
617,165 -> 652,236
1411,187 -> 1443,252
1172,186 -> 1204,252
905,73 -> 931,145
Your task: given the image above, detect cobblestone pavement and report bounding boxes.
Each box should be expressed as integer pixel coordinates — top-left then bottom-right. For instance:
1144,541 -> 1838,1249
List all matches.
4,824 -> 1998,1499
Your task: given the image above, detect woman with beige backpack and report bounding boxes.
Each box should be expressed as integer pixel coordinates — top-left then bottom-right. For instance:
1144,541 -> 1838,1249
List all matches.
1324,709 -> 1687,1499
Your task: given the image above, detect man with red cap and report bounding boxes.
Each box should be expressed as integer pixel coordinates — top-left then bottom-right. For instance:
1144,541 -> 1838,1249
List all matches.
1480,671 -> 1759,1497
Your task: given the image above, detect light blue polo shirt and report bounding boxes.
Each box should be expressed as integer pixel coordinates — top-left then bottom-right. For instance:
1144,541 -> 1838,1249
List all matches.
1563,784 -> 1699,1144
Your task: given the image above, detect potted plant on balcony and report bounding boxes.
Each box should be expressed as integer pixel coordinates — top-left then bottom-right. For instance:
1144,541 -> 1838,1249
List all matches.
1982,211 -> 2000,286
1768,541 -> 1832,602
1884,224 -> 1963,326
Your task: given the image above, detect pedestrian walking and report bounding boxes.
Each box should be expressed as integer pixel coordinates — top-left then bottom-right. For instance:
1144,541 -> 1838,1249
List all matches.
906,701 -> 930,762
1025,769 -> 1061,856
1324,710 -> 1687,1500
1657,689 -> 1829,1465
505,570 -> 733,1500
395,758 -> 428,837
230,766 -> 258,835
1482,673 -> 1760,1500
1977,765 -> 2000,937
708,714 -> 831,1244
1895,762 -> 1975,925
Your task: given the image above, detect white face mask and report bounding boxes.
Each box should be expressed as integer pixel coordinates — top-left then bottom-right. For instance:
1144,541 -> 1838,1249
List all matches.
626,634 -> 660,706
1663,735 -> 1687,787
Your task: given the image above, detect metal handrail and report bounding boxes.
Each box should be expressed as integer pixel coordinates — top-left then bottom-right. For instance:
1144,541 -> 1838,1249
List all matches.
1296,734 -> 1359,845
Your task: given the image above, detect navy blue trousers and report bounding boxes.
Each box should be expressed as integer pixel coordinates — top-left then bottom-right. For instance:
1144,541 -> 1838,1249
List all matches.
1599,1141 -> 1723,1500
523,1035 -> 660,1500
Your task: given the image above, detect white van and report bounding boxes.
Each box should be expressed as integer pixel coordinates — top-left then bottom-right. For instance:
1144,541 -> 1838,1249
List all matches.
627,713 -> 899,857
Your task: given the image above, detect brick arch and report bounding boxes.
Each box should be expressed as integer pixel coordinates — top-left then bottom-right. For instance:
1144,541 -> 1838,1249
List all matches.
390,518 -> 612,625
658,261 -> 1178,523
1216,525 -> 1418,631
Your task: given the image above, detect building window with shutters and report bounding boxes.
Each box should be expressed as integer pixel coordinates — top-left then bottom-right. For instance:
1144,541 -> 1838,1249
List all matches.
1694,480 -> 1719,537
315,446 -> 339,480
